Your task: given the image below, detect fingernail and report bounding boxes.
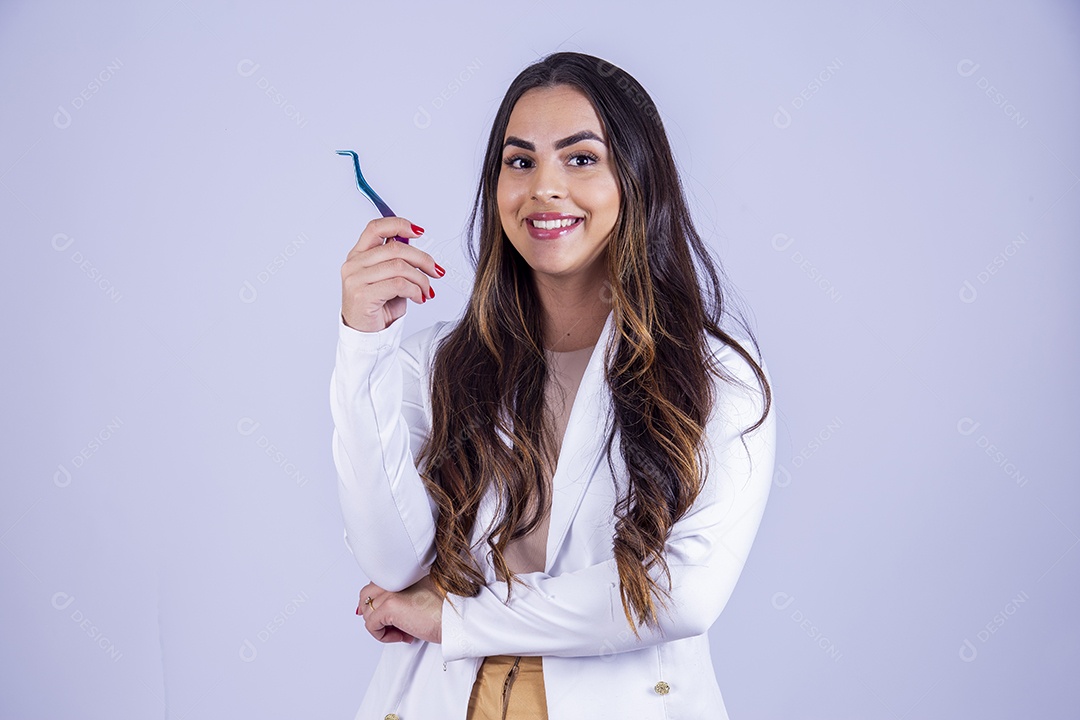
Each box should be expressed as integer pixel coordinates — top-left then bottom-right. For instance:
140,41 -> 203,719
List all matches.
410,223 -> 425,235
355,607 -> 361,615
434,262 -> 446,277
428,286 -> 435,299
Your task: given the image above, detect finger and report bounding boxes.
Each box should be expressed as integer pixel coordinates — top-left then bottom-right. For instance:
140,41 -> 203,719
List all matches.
343,239 -> 442,283
379,626 -> 415,644
352,276 -> 428,309
364,598 -> 390,638
346,217 -> 424,259
357,585 -> 385,617
359,583 -> 384,601
346,256 -> 434,303
365,598 -> 418,644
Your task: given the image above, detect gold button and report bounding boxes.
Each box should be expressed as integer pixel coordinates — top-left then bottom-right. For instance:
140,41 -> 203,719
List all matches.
384,714 -> 399,720
654,681 -> 670,695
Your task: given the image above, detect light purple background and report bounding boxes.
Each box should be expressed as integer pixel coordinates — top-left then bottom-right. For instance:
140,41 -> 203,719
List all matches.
2,1 -> 1077,718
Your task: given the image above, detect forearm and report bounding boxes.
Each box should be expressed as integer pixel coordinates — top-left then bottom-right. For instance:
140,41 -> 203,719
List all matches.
330,315 -> 437,592
441,493 -> 767,661
441,355 -> 776,661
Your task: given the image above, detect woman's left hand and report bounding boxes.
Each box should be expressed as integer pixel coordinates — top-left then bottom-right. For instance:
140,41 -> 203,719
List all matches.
357,575 -> 443,645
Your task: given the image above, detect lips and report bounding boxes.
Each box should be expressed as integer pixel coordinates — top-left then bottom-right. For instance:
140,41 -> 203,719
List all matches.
525,212 -> 583,239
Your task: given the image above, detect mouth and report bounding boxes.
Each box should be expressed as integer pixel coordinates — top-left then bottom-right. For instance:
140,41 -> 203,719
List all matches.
525,213 -> 584,237
528,217 -> 583,230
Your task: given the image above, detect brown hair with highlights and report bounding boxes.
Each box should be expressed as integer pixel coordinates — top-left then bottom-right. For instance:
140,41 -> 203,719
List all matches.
416,51 -> 771,637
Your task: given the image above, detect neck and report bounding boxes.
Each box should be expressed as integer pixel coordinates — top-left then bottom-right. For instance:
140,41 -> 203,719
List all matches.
534,273 -> 611,352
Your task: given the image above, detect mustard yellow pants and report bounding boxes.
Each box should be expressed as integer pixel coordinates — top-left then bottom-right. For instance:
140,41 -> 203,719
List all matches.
466,655 -> 548,720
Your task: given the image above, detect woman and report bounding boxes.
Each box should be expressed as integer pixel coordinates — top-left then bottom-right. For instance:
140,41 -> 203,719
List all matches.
330,51 -> 776,720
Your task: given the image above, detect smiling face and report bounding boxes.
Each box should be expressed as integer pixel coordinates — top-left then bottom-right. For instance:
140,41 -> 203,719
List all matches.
497,84 -> 621,293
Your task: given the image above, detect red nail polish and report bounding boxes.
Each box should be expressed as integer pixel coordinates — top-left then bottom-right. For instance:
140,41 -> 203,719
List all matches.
410,223 -> 425,235
429,286 -> 435,299
434,262 -> 445,277
355,607 -> 361,615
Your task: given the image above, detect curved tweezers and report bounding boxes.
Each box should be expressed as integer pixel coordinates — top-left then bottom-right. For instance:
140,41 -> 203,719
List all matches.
336,150 -> 409,244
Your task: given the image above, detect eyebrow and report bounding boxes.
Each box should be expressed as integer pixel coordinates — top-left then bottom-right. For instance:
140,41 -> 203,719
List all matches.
502,130 -> 605,152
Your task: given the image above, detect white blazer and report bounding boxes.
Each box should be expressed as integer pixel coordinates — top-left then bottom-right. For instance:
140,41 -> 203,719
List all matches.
329,307 -> 776,720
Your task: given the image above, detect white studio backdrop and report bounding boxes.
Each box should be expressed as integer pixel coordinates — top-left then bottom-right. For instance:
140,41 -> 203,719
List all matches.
1,1 -> 1077,718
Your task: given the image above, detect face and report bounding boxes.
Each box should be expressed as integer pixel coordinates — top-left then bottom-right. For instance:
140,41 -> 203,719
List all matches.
497,84 -> 620,291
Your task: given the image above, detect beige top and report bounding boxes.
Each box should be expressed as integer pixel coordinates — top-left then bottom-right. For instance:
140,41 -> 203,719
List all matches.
499,342 -> 596,577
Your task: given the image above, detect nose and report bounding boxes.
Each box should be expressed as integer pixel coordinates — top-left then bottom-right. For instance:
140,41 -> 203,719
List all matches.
529,157 -> 566,202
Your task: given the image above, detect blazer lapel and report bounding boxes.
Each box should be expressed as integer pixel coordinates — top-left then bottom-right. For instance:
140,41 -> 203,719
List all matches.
544,308 -> 615,574
468,309 -> 617,581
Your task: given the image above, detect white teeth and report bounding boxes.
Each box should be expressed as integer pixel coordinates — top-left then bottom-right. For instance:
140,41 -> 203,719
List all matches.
530,217 -> 580,230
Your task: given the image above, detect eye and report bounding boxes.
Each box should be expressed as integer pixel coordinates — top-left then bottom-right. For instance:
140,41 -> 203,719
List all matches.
569,151 -> 599,167
503,154 -> 534,170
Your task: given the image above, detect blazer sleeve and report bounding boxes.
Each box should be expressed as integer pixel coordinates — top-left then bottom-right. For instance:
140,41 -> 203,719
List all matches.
329,311 -> 439,592
440,345 -> 777,662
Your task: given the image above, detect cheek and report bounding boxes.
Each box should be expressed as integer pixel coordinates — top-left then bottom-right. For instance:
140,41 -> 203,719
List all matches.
584,180 -> 621,223
607,186 -> 622,218
603,176 -> 622,214
496,179 -> 517,225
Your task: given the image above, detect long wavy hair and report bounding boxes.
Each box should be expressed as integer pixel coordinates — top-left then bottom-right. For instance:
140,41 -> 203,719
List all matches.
416,51 -> 772,637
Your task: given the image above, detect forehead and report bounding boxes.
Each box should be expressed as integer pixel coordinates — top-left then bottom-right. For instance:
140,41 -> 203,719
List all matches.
504,85 -> 604,140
